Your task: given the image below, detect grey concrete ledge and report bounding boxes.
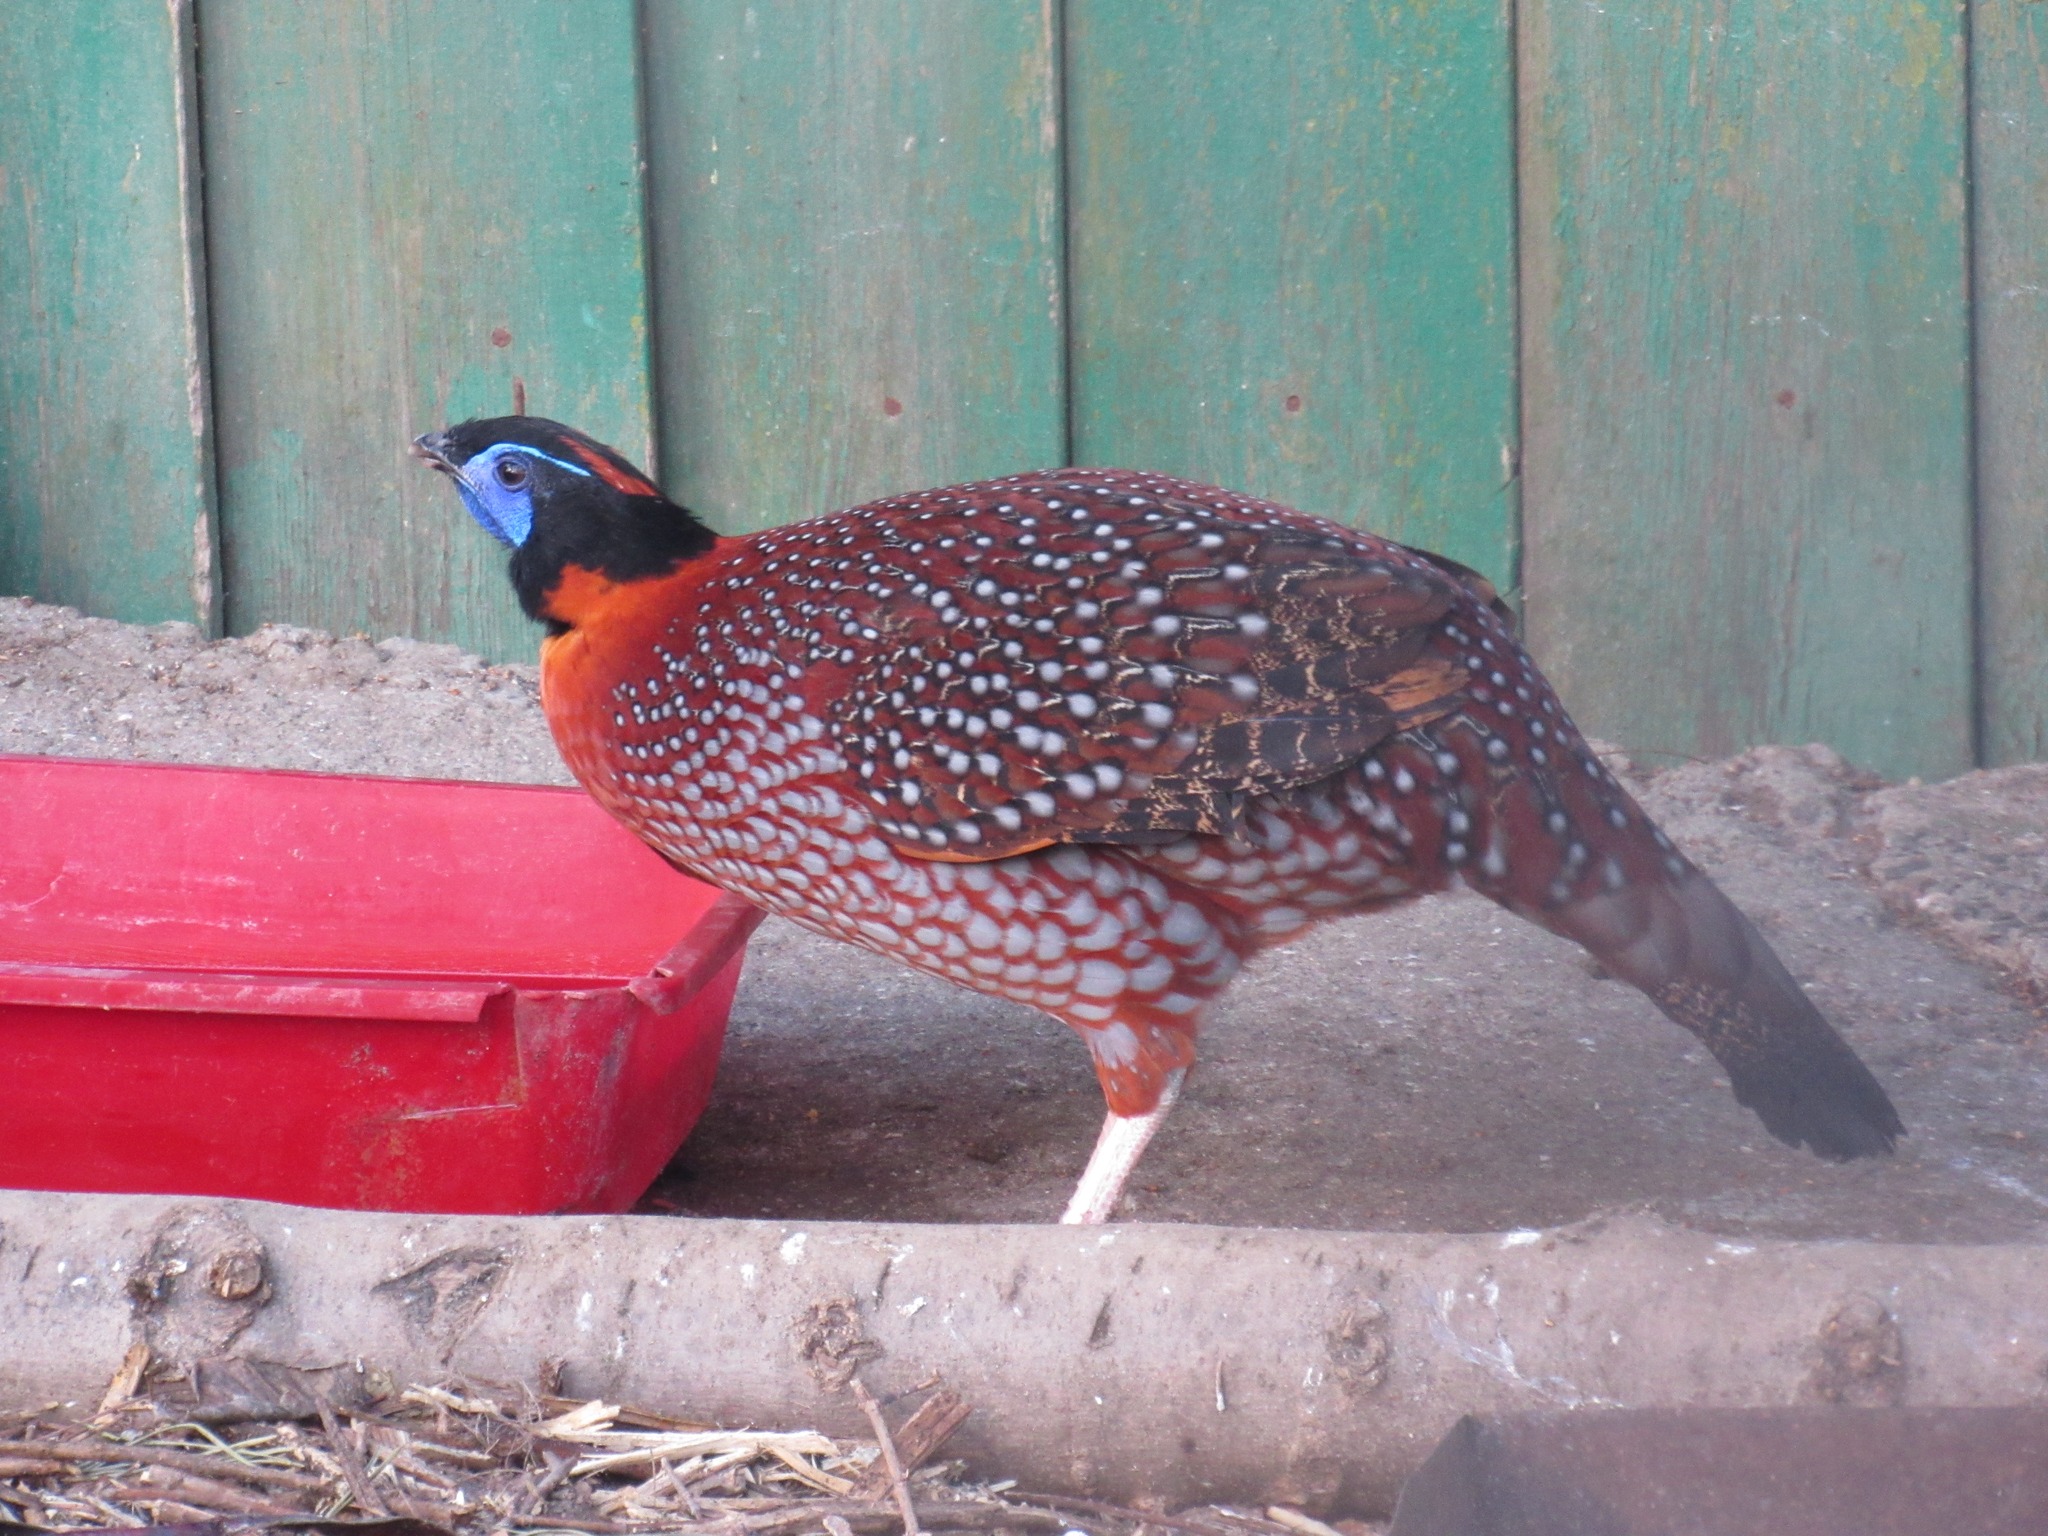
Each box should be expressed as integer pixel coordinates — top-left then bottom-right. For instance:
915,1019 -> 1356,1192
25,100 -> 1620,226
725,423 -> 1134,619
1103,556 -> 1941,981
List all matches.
3,1191 -> 2045,1515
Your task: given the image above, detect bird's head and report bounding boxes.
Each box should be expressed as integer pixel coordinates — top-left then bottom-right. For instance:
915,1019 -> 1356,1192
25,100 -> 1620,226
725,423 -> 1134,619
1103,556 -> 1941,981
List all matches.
413,416 -> 716,632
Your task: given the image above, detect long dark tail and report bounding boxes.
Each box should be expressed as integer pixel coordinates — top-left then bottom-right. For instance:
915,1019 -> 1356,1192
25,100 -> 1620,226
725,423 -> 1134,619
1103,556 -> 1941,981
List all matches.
1543,864 -> 1902,1159
1454,739 -> 1904,1160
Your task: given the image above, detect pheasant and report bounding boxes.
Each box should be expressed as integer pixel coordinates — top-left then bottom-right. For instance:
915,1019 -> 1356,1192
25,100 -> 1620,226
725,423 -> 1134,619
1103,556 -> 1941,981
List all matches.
415,417 -> 1903,1222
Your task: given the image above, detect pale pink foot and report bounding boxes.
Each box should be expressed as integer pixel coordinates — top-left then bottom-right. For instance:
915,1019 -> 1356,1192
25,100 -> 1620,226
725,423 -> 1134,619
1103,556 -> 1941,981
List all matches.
1060,1071 -> 1185,1224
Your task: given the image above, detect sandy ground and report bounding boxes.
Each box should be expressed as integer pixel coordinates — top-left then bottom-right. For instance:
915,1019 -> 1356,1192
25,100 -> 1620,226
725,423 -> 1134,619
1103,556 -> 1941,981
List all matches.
5,595 -> 2046,1243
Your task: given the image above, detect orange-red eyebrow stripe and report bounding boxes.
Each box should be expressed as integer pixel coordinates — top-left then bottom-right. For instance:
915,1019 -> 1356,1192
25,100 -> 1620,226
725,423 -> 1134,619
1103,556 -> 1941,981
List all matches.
565,437 -> 660,497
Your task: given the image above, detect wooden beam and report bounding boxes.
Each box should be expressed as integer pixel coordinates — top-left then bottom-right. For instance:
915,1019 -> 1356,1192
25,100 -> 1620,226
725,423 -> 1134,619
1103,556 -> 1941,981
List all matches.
1064,0 -> 1520,588
0,0 -> 219,630
1518,0 -> 1974,780
198,0 -> 652,662
1970,0 -> 2048,766
641,0 -> 1066,534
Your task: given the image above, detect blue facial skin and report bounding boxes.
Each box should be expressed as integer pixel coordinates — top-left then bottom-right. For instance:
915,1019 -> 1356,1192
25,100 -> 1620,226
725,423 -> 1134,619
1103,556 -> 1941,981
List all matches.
452,443 -> 594,548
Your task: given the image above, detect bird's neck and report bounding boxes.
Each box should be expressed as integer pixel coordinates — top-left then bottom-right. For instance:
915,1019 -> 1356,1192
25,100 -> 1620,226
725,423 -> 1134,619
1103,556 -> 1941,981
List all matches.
509,500 -> 720,633
536,546 -> 739,718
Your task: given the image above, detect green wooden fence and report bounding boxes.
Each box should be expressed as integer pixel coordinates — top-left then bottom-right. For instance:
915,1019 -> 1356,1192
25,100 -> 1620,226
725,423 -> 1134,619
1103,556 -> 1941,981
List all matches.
2,0 -> 2039,783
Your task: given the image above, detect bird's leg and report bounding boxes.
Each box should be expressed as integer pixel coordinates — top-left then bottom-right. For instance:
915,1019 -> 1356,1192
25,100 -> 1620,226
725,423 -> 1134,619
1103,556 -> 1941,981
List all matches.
1060,1070 -> 1184,1225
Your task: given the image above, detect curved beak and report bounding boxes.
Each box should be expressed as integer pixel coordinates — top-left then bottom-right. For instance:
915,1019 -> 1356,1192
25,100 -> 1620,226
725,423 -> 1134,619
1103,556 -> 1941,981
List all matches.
411,431 -> 457,474
413,429 -> 523,548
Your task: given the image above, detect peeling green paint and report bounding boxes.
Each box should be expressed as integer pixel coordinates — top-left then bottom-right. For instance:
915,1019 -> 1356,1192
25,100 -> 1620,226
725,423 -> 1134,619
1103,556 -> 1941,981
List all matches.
200,0 -> 651,662
0,0 -> 2030,776
1064,0 -> 1520,590
641,1 -> 1065,535
0,1 -> 215,628
1519,0 -> 1973,780
1972,0 -> 2048,763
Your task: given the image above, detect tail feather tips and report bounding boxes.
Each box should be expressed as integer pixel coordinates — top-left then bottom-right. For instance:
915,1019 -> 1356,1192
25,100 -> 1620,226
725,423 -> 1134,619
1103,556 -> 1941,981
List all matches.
1666,916 -> 1905,1162
1553,868 -> 1904,1161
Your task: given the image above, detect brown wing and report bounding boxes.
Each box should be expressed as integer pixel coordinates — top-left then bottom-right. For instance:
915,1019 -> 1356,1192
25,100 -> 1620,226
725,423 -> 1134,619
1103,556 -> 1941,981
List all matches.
825,471 -> 1474,859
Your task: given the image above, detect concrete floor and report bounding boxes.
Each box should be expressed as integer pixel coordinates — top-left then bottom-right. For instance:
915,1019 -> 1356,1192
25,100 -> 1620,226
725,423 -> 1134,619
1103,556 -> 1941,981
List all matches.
662,749 -> 2048,1241
7,598 -> 2047,1243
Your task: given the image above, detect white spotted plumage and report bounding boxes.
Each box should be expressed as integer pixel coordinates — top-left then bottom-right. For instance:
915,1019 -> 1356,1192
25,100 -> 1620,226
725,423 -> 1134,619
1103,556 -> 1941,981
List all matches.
490,453 -> 1901,1201
544,468 -> 1670,1118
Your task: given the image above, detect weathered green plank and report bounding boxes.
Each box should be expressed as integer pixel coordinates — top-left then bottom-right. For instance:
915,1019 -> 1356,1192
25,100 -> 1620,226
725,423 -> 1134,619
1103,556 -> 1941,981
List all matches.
199,0 -> 650,662
1519,0 -> 1973,781
1064,0 -> 1519,587
641,0 -> 1065,534
0,0 -> 216,628
1972,0 -> 2048,766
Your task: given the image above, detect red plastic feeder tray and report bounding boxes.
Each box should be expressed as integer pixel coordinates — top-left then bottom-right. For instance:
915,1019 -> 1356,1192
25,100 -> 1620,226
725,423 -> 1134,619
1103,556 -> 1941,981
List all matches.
0,754 -> 761,1214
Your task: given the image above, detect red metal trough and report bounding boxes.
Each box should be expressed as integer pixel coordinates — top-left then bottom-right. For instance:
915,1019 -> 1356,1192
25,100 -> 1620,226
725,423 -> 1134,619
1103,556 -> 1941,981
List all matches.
0,754 -> 759,1214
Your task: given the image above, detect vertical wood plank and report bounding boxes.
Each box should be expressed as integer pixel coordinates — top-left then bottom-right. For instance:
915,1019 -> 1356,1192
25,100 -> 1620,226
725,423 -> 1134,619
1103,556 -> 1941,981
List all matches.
200,0 -> 650,662
1972,0 -> 2048,765
641,0 -> 1065,535
1064,0 -> 1520,586
1519,0 -> 1974,781
0,0 -> 217,628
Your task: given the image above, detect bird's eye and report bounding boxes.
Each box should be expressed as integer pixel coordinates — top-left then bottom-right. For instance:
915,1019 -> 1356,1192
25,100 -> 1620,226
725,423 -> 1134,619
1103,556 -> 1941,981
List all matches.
495,456 -> 529,489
